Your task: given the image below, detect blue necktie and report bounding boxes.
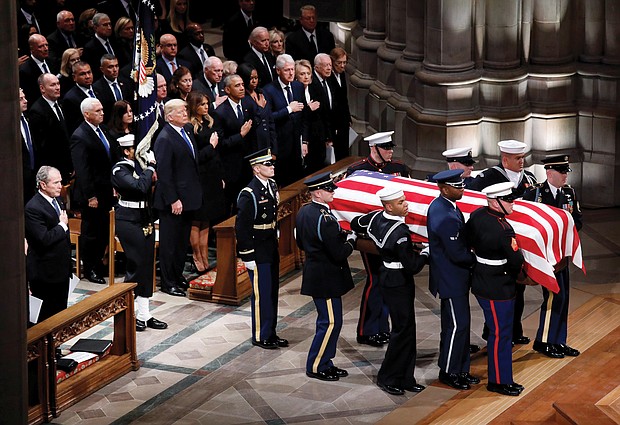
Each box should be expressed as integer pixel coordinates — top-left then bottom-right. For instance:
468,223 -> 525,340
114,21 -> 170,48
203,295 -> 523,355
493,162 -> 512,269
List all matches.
112,82 -> 122,101
104,39 -> 113,55
21,116 -> 35,169
88,88 -> 96,98
237,104 -> 244,124
180,128 -> 195,157
96,127 -> 110,158
52,198 -> 61,216
285,85 -> 293,104
42,62 -> 49,73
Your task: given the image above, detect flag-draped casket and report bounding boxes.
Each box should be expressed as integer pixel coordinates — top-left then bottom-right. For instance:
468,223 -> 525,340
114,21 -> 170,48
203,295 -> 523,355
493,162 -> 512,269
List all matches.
330,170 -> 585,294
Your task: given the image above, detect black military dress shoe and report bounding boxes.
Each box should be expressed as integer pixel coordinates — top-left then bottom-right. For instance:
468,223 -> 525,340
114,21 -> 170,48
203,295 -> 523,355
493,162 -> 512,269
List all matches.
147,317 -> 168,330
439,371 -> 470,390
161,286 -> 186,297
178,276 -> 189,290
487,382 -> 520,396
513,335 -> 531,345
377,332 -> 391,344
136,319 -> 147,332
273,336 -> 289,347
403,382 -> 425,393
86,270 -> 106,284
459,372 -> 481,385
510,382 -> 525,393
555,344 -> 580,357
306,370 -> 338,381
328,366 -> 348,377
377,382 -> 405,396
469,344 -> 481,354
356,334 -> 385,347
252,339 -> 279,349
533,340 -> 564,358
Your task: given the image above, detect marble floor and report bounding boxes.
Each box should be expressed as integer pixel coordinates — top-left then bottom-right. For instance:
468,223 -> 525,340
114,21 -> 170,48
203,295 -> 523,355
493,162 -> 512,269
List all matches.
47,207 -> 620,425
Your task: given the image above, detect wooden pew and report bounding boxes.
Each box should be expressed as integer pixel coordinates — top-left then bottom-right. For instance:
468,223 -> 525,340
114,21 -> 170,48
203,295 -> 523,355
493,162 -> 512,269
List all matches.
188,158 -> 360,305
27,283 -> 139,424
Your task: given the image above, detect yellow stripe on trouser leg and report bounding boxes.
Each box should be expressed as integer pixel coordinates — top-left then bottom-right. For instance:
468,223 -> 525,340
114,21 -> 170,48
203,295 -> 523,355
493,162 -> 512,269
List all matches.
541,291 -> 554,343
252,268 -> 261,341
312,298 -> 335,373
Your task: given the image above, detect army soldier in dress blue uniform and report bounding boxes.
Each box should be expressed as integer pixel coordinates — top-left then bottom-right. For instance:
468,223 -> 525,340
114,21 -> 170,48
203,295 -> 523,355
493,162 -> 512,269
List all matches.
346,131 -> 410,348
427,170 -> 480,390
236,148 -> 288,350
351,187 -> 429,396
524,154 -> 582,359
111,135 -> 167,332
470,140 -> 536,346
296,172 -> 356,381
466,182 -> 525,396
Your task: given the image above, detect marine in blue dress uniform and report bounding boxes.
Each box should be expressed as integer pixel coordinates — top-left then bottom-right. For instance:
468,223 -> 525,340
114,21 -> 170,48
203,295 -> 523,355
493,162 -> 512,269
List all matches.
523,154 -> 582,359
465,182 -> 525,396
236,148 -> 288,350
351,187 -> 429,396
296,172 -> 356,381
346,131 -> 410,347
111,135 -> 167,332
427,170 -> 480,390
469,140 -> 537,345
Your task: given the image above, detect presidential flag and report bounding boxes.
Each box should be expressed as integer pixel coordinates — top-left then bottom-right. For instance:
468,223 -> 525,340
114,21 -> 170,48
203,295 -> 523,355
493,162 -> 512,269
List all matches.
132,0 -> 158,167
330,170 -> 585,294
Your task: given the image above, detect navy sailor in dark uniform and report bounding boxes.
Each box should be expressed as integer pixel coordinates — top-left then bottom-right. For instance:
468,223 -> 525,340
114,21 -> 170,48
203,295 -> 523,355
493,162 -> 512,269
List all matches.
469,139 -> 537,345
441,147 -> 477,189
111,135 -> 167,332
296,172 -> 356,381
351,187 -> 428,396
427,170 -> 480,390
524,155 -> 582,359
465,182 -> 525,396
346,131 -> 410,348
236,148 -> 288,350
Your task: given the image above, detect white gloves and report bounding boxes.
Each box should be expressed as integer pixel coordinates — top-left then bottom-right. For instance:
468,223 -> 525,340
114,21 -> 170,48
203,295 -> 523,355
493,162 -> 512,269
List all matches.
420,244 -> 430,257
244,261 -> 256,271
347,232 -> 358,244
145,151 -> 156,164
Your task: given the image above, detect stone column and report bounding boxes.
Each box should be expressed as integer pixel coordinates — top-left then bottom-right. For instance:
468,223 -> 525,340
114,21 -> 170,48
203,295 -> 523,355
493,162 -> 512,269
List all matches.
579,0 -> 604,63
483,0 -> 522,69
529,0 -> 573,65
1,3 -> 28,424
603,0 -> 620,65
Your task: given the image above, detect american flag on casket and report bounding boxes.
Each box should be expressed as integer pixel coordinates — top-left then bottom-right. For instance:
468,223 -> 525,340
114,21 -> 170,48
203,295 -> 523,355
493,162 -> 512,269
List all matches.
330,170 -> 585,294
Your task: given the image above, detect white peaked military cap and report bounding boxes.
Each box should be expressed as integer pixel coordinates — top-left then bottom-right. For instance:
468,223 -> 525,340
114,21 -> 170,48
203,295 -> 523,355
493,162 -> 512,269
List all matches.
442,147 -> 476,165
377,186 -> 404,201
117,134 -> 135,147
497,139 -> 527,154
364,131 -> 395,147
482,182 -> 516,199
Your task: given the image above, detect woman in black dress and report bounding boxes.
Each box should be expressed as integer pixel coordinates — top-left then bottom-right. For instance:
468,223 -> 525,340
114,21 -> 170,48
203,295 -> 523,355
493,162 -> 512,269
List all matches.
107,100 -> 134,150
187,92 -> 227,273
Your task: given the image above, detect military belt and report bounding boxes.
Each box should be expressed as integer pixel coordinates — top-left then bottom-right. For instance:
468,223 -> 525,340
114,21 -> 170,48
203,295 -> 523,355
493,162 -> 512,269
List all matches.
118,200 -> 146,209
253,222 -> 276,230
475,255 -> 507,266
383,261 -> 404,269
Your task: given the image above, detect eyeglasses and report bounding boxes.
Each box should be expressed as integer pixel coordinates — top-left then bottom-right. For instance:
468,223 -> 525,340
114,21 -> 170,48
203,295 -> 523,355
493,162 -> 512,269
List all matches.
260,161 -> 275,167
377,145 -> 394,151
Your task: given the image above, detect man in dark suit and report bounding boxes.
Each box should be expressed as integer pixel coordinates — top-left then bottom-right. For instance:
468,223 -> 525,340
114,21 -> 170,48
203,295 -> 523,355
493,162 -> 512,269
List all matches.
20,89 -> 37,204
285,5 -> 335,63
242,26 -> 277,88
328,47 -> 352,160
427,169 -> 479,391
222,0 -> 258,64
25,166 -> 72,322
70,98 -> 117,284
97,0 -> 136,27
19,34 -> 56,106
92,54 -> 131,118
213,74 -> 261,212
62,61 -> 98,135
29,73 -> 73,184
192,56 -> 227,108
177,23 -> 216,78
153,99 -> 202,297
81,13 -> 118,80
47,10 -> 81,71
262,54 -> 308,186
155,34 -> 191,85
18,0 -> 42,35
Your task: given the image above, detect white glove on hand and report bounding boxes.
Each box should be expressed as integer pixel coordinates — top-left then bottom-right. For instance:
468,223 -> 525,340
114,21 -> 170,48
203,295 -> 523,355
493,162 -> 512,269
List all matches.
145,151 -> 156,164
244,261 -> 256,271
347,232 -> 358,244
420,245 -> 430,257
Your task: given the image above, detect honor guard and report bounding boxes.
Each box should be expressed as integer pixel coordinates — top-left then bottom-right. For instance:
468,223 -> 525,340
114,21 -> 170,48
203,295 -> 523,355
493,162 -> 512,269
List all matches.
466,182 -> 525,396
524,154 -> 582,359
441,147 -> 477,189
351,187 -> 429,396
469,139 -> 536,345
427,170 -> 479,390
346,131 -> 409,348
296,172 -> 356,381
111,135 -> 167,332
236,148 -> 288,350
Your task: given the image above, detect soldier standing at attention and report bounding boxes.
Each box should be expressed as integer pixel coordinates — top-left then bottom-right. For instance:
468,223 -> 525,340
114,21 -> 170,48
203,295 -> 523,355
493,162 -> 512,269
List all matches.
440,147 -> 477,189
524,155 -> 582,359
427,169 -> 479,390
296,172 -> 357,381
466,182 -> 525,396
346,131 -> 409,348
351,187 -> 429,396
236,148 -> 288,350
